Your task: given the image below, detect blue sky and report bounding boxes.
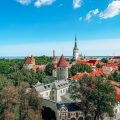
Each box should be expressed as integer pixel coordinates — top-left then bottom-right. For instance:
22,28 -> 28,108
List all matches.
0,0 -> 120,56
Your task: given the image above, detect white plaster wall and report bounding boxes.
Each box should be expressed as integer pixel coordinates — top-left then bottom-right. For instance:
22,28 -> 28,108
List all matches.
38,89 -> 51,99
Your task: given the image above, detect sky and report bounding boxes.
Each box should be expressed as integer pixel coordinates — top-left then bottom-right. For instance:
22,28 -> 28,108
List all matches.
0,0 -> 120,56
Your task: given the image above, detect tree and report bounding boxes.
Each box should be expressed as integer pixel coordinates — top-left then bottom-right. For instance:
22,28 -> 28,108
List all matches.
101,58 -> 108,64
108,72 -> 120,82
96,63 -> 102,68
18,82 -> 43,120
70,75 -> 117,120
36,70 -> 47,84
35,56 -> 52,65
70,64 -> 92,76
44,63 -> 54,76
118,65 -> 120,71
91,77 -> 117,119
70,75 -> 95,119
0,86 -> 19,120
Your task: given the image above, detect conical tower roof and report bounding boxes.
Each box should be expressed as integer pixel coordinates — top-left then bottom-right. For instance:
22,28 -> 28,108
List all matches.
57,55 -> 69,67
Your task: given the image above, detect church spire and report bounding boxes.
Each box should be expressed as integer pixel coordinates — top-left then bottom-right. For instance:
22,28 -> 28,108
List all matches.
74,35 -> 78,50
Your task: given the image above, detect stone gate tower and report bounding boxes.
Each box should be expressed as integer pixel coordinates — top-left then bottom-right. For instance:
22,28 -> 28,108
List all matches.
57,54 -> 69,80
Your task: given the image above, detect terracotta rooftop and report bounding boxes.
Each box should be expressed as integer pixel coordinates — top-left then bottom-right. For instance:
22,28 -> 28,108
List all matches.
32,65 -> 45,71
111,81 -> 120,87
107,63 -> 118,68
87,60 -> 97,64
57,55 -> 69,67
70,68 -> 104,80
113,56 -> 120,59
24,55 -> 35,64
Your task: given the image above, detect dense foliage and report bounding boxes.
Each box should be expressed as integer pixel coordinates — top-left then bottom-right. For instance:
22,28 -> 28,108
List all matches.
44,63 -> 54,76
0,56 -> 52,120
108,71 -> 120,82
35,55 -> 52,65
70,64 -> 92,76
70,75 -> 117,120
101,58 -> 108,64
118,65 -> 120,71
96,63 -> 102,68
0,80 -> 42,120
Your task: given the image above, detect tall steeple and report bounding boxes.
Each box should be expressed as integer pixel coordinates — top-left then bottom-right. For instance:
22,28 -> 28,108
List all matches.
53,49 -> 55,57
74,35 -> 78,50
73,36 -> 79,60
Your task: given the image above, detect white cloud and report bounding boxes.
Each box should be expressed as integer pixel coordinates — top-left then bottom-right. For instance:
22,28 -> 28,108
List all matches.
34,0 -> 55,8
17,0 -> 31,5
73,0 -> 82,9
100,0 -> 120,19
0,39 -> 120,56
85,9 -> 99,21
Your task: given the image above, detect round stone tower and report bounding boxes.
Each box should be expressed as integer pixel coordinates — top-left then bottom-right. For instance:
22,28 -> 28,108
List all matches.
57,54 -> 69,80
52,50 -> 58,78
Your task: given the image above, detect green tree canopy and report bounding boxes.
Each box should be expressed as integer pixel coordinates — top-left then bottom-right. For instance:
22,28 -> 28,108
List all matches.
108,71 -> 120,82
96,63 -> 102,68
35,56 -> 52,65
118,65 -> 120,71
101,58 -> 108,64
70,64 -> 92,76
44,63 -> 54,76
70,75 -> 117,120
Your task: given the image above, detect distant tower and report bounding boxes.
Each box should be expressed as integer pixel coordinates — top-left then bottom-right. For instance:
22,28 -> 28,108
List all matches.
23,55 -> 35,70
57,54 -> 69,80
73,36 -> 79,60
53,49 -> 55,57
52,50 -> 58,78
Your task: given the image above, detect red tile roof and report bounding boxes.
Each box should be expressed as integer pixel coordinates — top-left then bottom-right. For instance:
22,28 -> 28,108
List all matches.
76,60 -> 101,66
87,60 -> 97,64
107,63 -> 118,68
111,81 -> 120,101
24,55 -> 35,64
111,81 -> 120,87
31,65 -> 45,71
76,60 -> 88,65
113,56 -> 120,59
70,68 -> 104,81
117,95 -> 120,100
57,55 -> 69,67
